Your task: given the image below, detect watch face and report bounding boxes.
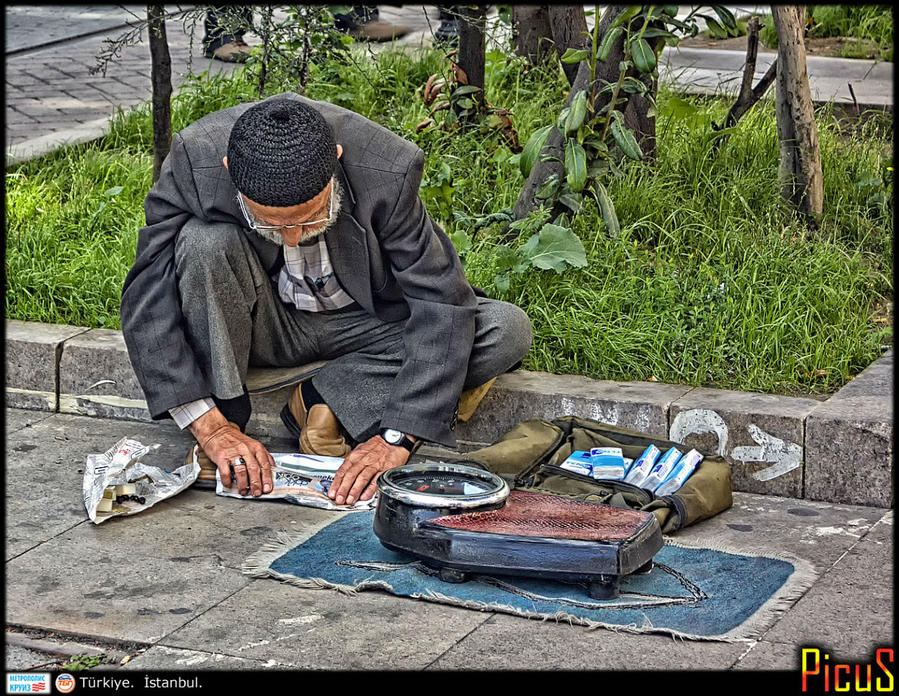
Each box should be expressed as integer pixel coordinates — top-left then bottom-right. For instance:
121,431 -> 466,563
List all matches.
383,429 -> 403,444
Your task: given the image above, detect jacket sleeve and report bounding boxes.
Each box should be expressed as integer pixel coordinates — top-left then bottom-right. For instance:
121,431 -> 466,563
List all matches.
375,149 -> 478,446
120,133 -> 211,418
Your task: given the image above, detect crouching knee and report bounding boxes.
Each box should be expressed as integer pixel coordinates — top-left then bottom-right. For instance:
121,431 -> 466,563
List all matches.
174,217 -> 248,274
478,298 -> 533,372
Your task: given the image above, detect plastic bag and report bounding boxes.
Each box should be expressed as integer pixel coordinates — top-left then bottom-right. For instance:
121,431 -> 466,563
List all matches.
83,437 -> 200,524
213,452 -> 375,511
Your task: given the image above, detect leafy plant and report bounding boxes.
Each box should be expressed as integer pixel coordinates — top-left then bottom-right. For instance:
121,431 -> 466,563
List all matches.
509,5 -> 739,277
61,653 -> 106,671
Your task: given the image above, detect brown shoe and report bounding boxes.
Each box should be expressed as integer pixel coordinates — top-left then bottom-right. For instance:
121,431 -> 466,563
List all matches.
280,384 -> 351,458
350,20 -> 411,42
186,422 -> 241,488
457,378 -> 498,423
206,40 -> 253,63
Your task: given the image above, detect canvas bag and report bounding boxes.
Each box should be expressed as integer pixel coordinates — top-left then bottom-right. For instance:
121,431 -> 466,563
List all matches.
459,416 -> 733,534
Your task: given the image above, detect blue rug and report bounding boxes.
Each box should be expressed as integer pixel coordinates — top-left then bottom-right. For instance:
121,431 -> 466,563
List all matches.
243,510 -> 816,641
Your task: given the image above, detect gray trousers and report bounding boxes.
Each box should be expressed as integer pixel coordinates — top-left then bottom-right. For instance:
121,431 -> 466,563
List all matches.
174,218 -> 533,442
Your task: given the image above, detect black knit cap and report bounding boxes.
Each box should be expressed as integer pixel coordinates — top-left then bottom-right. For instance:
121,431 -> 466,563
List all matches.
227,98 -> 337,206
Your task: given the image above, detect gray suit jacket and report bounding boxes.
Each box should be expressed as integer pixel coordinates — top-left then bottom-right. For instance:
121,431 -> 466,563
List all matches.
120,93 -> 477,446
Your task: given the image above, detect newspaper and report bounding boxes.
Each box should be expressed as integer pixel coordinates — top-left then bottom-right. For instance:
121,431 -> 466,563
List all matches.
83,437 -> 200,524
214,452 -> 376,511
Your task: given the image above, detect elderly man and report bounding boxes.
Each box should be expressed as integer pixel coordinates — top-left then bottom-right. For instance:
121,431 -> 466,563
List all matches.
120,94 -> 532,507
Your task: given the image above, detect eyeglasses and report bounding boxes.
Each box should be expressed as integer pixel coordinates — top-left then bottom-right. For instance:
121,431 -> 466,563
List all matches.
237,186 -> 335,233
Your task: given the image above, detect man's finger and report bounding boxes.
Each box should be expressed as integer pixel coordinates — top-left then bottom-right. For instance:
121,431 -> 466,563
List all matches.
359,477 -> 379,502
260,453 -> 274,494
334,460 -> 367,504
232,457 -> 250,494
246,453 -> 264,497
329,453 -> 360,500
344,466 -> 378,506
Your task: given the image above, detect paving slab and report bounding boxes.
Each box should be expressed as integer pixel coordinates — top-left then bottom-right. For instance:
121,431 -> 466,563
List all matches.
672,493 -> 886,572
4,644 -> 64,671
732,640 -> 807,671
160,579 -> 492,670
4,411 -> 187,560
426,612 -> 748,670
5,5 -> 145,54
668,388 -> 821,498
5,506 -> 258,644
804,352 -> 893,507
457,370 -> 693,445
741,511 -> 893,661
5,408 -> 53,435
6,319 -> 90,411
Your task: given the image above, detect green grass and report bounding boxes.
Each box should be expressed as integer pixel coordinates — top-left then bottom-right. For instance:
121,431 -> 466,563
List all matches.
759,6 -> 893,61
5,47 -> 893,396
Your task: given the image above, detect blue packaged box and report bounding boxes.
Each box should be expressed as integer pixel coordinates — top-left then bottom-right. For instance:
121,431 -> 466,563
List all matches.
559,450 -> 593,477
623,444 -> 661,487
642,447 -> 683,492
590,447 -> 627,480
654,449 -> 703,496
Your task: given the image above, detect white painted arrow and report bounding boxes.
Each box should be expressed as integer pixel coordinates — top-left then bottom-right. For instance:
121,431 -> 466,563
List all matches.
731,424 -> 802,481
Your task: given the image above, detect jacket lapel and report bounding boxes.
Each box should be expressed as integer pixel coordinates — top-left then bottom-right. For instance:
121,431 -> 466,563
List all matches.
325,160 -> 373,312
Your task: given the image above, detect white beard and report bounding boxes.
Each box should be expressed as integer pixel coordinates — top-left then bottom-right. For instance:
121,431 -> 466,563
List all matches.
254,180 -> 343,247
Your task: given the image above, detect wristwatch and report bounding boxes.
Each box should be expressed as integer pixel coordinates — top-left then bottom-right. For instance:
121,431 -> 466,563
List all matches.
380,428 -> 418,453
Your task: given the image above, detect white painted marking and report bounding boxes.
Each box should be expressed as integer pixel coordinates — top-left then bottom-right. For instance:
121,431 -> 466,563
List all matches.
813,526 -> 861,538
730,424 -> 802,481
87,379 -> 117,390
175,653 -> 210,666
669,409 -> 729,456
278,615 -> 323,625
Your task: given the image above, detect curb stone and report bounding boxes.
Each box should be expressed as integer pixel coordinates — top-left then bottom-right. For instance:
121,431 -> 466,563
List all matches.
4,320 -> 893,506
804,351 -> 893,507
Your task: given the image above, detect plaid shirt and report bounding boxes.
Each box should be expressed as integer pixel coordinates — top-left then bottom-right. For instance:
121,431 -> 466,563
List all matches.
169,235 -> 354,429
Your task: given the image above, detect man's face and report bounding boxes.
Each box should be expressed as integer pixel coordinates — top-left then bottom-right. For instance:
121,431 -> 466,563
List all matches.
240,178 -> 341,247
224,144 -> 343,247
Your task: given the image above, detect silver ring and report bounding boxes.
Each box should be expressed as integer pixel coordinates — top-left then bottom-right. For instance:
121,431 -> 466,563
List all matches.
232,457 -> 247,468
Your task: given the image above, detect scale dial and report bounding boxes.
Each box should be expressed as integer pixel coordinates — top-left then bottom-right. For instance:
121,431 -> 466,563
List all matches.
378,463 -> 509,510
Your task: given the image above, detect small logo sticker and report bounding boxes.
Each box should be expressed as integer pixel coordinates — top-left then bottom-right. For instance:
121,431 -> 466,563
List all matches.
6,674 -> 50,694
55,674 -> 76,694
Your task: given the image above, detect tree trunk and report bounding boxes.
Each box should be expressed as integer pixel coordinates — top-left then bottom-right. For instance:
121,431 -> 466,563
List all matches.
771,5 -> 823,222
547,5 -> 591,86
456,5 -> 486,101
148,5 -> 172,184
711,16 -> 778,155
512,6 -> 553,66
513,5 -> 658,223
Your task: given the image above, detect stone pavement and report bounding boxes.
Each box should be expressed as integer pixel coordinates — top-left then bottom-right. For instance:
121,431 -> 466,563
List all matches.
4,406 -> 894,673
5,5 -> 893,165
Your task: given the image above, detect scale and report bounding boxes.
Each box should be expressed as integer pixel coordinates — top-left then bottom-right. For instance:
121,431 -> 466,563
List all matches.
373,462 -> 663,599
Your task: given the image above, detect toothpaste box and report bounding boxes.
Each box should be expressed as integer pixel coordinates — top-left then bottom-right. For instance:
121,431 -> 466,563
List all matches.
654,449 -> 703,496
641,447 -> 683,492
590,447 -> 627,480
559,450 -> 593,477
623,444 -> 661,487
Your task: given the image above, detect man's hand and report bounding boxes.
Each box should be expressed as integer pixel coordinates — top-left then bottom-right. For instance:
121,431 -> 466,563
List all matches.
328,434 -> 413,506
189,408 -> 274,497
